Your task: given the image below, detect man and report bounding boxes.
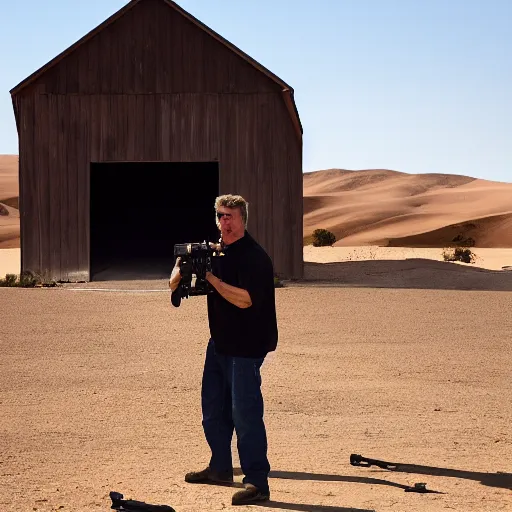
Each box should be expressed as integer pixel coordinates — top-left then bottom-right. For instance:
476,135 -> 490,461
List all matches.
169,194 -> 278,506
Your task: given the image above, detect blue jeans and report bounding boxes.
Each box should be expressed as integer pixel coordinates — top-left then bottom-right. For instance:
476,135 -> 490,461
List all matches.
201,339 -> 270,493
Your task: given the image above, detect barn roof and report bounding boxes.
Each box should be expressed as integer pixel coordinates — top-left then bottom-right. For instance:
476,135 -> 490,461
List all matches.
10,0 -> 302,140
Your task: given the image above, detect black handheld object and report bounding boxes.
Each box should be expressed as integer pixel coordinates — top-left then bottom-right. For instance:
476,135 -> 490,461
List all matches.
109,491 -> 175,511
171,241 -> 216,308
350,453 -> 397,470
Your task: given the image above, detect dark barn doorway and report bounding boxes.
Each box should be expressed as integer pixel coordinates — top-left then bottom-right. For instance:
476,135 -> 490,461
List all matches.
90,162 -> 219,280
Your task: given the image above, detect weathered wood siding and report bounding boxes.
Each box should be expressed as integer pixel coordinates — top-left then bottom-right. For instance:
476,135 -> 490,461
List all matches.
13,0 -> 303,281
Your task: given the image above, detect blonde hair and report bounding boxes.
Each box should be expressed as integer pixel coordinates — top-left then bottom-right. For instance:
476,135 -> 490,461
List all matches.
215,194 -> 249,228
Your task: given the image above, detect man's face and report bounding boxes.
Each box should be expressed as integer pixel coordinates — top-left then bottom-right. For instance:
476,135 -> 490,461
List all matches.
217,206 -> 245,244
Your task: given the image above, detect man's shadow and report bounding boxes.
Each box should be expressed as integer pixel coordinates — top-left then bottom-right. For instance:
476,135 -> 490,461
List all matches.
259,503 -> 374,512
268,462 -> 512,491
230,461 -> 511,511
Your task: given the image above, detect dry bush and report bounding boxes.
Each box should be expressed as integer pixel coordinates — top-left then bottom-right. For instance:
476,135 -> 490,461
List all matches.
442,247 -> 476,264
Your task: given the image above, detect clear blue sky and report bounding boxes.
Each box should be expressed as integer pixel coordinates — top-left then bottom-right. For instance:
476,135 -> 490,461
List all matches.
1,0 -> 511,182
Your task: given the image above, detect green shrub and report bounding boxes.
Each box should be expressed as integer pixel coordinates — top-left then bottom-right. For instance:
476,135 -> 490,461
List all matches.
442,247 -> 476,264
274,275 -> 284,288
0,271 -> 58,288
19,271 -> 38,287
312,229 -> 336,247
0,274 -> 18,286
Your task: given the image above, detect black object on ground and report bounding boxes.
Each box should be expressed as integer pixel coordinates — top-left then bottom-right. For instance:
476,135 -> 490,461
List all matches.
404,482 -> 442,494
350,454 -> 444,494
350,453 -> 397,470
109,491 -> 176,511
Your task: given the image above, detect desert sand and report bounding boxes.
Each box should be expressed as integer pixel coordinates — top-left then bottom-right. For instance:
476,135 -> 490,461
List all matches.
304,245 -> 512,271
0,155 -> 19,249
304,169 -> 512,247
0,155 -> 18,200
1,280 -> 511,512
0,248 -> 20,278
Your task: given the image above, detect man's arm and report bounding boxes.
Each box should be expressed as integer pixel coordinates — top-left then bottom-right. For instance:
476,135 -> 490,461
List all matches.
169,257 -> 182,292
206,271 -> 252,309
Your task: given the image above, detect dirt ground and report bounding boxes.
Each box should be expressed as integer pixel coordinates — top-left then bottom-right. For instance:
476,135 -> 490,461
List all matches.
1,274 -> 511,512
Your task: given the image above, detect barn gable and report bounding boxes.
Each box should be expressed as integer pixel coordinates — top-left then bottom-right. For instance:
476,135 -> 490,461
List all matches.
11,0 -> 302,140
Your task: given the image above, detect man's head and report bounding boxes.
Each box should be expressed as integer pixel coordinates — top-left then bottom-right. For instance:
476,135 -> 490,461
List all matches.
214,194 -> 248,245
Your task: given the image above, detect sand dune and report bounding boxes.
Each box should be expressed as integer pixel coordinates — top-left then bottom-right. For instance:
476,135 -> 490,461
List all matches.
0,155 -> 20,248
0,203 -> 20,249
0,154 -> 18,201
387,213 -> 512,247
304,168 -> 512,247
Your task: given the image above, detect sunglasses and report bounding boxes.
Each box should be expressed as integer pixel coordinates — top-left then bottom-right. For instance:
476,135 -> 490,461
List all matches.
216,212 -> 233,220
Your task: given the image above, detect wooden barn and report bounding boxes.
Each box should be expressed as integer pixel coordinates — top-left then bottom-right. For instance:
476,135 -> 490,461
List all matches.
10,0 -> 303,282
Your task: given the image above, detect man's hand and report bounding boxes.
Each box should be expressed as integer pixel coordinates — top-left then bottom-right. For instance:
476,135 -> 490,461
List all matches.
206,271 -> 252,309
169,257 -> 182,292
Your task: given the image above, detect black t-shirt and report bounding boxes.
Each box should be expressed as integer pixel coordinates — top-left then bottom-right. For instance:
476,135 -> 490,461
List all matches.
207,231 -> 278,358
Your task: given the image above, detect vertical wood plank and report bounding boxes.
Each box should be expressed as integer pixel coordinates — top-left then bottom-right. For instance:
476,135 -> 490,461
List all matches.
90,95 -> 101,162
98,95 -> 107,161
58,95 -> 69,281
77,94 -> 90,278
36,93 -> 51,276
134,94 -> 145,160
65,96 -> 80,277
88,30 -> 100,94
77,39 -> 89,94
47,94 -> 61,279
170,94 -> 180,160
19,95 -> 40,274
144,93 -> 157,161
116,94 -> 129,161
126,94 -> 137,161
160,94 -> 171,161
110,17 -> 120,94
